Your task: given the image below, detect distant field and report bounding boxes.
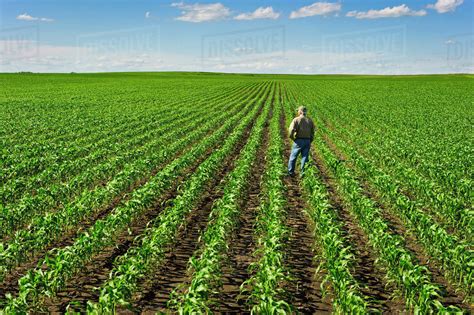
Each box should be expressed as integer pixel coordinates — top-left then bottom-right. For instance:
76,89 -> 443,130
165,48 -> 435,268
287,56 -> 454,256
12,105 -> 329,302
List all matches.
0,72 -> 472,313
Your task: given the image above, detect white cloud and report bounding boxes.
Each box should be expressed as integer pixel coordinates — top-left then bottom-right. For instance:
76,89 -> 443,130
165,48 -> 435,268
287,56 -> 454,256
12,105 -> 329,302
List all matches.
16,13 -> 54,22
1,41 -> 471,74
445,39 -> 456,44
2,46 -> 471,74
16,13 -> 36,21
206,49 -> 465,75
234,6 -> 280,20
346,4 -> 427,19
427,0 -> 464,13
145,11 -> 151,19
289,2 -> 341,19
171,2 -> 230,22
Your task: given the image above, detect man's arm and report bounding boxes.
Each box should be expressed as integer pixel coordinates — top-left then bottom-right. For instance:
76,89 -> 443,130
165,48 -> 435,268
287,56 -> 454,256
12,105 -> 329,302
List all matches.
288,119 -> 297,141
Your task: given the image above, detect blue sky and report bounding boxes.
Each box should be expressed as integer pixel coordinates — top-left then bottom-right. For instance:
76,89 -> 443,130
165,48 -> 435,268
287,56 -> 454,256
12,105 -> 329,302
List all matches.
0,0 -> 472,73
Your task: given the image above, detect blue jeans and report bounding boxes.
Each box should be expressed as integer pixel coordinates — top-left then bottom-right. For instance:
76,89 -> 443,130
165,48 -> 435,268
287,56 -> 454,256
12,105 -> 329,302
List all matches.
288,138 -> 311,175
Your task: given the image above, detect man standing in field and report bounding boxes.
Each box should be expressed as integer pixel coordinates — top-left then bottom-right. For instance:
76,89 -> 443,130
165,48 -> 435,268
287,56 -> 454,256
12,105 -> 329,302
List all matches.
288,106 -> 315,177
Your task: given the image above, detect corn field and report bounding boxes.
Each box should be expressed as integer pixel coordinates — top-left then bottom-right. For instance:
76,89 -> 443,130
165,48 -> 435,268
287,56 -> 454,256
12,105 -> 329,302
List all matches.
0,72 -> 472,314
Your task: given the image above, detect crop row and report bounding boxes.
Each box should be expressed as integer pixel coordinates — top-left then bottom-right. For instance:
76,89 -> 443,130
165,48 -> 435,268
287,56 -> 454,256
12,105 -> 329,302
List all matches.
0,83 -> 259,240
320,125 -> 473,299
284,84 -> 461,312
319,109 -> 472,242
169,83 -> 274,313
85,81 -> 273,314
1,82 -> 269,313
0,82 -> 252,205
279,84 -> 369,313
0,83 -> 269,284
242,88 -> 292,313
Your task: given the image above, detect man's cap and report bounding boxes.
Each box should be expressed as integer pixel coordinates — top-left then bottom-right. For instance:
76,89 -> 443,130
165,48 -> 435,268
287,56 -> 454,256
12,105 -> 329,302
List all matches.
297,106 -> 307,113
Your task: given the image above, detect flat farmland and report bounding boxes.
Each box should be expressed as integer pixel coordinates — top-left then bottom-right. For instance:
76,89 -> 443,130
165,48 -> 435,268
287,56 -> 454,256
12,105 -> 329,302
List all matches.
0,72 -> 472,314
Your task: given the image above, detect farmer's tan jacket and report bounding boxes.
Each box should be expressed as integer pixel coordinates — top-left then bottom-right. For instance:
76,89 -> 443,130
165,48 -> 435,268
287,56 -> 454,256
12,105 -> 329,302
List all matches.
288,115 -> 315,141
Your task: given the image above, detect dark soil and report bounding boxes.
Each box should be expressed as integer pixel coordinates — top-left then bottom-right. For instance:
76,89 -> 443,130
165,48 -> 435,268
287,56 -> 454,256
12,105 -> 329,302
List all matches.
283,175 -> 333,314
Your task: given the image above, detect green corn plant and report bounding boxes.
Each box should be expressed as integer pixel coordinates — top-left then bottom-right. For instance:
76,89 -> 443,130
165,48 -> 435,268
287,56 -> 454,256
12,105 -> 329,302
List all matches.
242,90 -> 292,314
